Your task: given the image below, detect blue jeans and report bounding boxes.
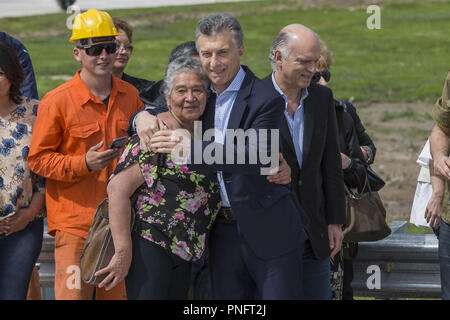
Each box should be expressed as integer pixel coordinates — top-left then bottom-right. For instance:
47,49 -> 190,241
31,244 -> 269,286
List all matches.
125,232 -> 192,300
439,220 -> 450,300
302,239 -> 332,300
0,218 -> 43,299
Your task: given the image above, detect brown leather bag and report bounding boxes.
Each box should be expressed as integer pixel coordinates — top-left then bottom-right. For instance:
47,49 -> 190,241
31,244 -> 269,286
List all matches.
342,176 -> 391,243
79,153 -> 165,285
80,196 -> 136,285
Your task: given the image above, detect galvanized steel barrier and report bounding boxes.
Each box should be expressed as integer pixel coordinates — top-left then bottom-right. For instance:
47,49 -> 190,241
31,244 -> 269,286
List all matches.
352,221 -> 441,299
36,220 -> 441,299
36,220 -> 55,300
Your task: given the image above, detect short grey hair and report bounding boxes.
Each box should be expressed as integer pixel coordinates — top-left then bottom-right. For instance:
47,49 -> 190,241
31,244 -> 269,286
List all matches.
268,32 -> 293,71
163,56 -> 210,97
195,13 -> 244,49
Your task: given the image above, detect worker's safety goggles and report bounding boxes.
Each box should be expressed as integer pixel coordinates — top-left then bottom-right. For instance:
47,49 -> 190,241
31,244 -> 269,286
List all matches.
77,42 -> 117,56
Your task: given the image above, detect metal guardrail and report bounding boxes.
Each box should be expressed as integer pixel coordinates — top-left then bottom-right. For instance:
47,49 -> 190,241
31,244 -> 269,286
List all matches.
36,220 -> 442,300
352,221 -> 441,299
36,220 -> 55,300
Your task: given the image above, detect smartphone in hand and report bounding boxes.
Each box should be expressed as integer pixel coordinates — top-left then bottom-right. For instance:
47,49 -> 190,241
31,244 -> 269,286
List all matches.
109,136 -> 127,149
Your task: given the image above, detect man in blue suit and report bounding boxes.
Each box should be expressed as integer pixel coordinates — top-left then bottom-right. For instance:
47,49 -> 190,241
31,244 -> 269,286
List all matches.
135,13 -> 309,299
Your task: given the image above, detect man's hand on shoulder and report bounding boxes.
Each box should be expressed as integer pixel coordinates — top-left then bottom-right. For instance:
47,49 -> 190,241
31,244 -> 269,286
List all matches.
149,129 -> 191,163
135,111 -> 162,152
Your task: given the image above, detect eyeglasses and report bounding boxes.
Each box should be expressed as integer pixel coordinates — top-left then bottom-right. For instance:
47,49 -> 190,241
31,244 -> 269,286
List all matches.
116,43 -> 134,53
77,43 -> 117,56
311,69 -> 331,83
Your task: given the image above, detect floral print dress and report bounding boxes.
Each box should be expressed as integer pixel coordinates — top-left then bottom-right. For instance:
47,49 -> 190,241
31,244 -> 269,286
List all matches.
114,134 -> 221,261
0,98 -> 45,219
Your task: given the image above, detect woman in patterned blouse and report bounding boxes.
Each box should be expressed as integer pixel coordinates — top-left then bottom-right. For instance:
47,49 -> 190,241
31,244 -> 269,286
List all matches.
95,57 -> 221,299
0,42 -> 46,299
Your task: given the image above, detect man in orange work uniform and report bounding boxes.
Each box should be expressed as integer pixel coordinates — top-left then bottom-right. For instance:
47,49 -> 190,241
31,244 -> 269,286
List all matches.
28,9 -> 144,300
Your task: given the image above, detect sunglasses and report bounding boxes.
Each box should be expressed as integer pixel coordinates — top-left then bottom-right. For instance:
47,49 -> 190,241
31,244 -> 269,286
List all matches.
312,69 -> 331,83
77,43 -> 117,56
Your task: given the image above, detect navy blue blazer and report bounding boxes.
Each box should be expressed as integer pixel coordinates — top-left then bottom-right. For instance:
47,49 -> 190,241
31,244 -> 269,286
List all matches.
190,66 -> 309,260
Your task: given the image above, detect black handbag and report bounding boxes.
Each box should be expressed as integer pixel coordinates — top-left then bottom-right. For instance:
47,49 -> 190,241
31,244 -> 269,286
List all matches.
367,165 -> 385,192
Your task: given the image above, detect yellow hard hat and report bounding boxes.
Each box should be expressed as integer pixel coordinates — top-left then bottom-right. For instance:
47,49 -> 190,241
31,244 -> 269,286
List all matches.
70,9 -> 119,43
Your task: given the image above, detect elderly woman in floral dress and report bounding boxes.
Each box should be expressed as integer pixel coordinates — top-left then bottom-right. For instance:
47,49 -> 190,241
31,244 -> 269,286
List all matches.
95,57 -> 221,299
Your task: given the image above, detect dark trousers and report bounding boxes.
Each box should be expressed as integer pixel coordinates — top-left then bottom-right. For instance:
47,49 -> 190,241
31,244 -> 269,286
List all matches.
209,217 -> 304,300
126,232 -> 192,300
342,258 -> 354,300
342,242 -> 357,300
0,218 -> 43,300
438,220 -> 450,300
190,246 -> 212,299
301,238 -> 332,299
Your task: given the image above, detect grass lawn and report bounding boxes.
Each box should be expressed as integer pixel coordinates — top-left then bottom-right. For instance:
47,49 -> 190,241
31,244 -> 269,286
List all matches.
407,222 -> 433,234
1,0 -> 449,101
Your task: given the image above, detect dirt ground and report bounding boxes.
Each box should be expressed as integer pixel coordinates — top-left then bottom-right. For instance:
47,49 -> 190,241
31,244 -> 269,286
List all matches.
354,101 -> 435,222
